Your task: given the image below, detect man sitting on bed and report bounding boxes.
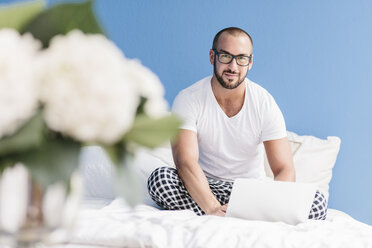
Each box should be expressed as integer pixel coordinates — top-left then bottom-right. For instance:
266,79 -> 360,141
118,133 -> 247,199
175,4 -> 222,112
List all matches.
147,27 -> 327,219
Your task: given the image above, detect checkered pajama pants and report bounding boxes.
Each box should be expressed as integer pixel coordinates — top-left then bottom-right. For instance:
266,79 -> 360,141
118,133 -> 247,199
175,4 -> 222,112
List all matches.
147,167 -> 328,220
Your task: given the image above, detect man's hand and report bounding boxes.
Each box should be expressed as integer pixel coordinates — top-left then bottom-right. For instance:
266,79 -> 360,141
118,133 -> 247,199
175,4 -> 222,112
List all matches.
206,204 -> 228,217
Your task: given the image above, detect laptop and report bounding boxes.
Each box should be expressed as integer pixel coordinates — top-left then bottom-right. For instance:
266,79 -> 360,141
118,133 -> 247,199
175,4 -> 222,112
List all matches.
225,178 -> 317,225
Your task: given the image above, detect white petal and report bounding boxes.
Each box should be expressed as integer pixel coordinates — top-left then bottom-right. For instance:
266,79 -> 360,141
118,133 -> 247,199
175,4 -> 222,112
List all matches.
0,164 -> 29,233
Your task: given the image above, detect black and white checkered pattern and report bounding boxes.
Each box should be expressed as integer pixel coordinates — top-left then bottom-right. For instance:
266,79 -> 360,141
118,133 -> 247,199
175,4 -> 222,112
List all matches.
308,190 -> 328,220
147,167 -> 232,215
148,167 -> 327,220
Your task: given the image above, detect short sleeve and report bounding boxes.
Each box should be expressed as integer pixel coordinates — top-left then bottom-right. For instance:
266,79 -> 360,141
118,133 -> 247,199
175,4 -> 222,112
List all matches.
260,93 -> 287,142
172,91 -> 198,133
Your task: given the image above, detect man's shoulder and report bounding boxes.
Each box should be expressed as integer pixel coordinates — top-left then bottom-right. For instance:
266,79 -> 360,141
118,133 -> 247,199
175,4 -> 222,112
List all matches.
172,76 -> 211,118
246,78 -> 269,94
177,75 -> 211,97
245,78 -> 274,101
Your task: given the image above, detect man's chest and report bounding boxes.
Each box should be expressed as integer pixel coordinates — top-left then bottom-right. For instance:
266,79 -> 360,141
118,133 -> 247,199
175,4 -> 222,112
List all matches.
216,99 -> 244,118
196,106 -> 261,154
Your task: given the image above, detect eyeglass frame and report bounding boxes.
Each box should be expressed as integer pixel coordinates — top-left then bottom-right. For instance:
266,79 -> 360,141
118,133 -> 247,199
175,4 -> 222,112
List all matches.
213,49 -> 252,67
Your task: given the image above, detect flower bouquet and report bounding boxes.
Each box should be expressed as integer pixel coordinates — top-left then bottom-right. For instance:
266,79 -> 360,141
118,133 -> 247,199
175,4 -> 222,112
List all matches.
0,0 -> 180,246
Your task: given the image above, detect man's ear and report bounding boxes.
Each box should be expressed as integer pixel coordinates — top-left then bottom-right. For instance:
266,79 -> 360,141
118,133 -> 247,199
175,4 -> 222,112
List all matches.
248,54 -> 254,70
209,49 -> 215,65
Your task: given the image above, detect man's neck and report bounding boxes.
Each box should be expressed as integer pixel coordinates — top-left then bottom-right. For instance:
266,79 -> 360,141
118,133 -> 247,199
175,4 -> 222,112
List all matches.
211,75 -> 246,117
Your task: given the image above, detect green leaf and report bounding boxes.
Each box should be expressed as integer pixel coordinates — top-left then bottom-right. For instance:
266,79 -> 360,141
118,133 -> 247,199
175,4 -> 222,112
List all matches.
102,143 -> 126,167
0,0 -> 45,31
0,111 -> 44,157
135,97 -> 147,115
22,0 -> 104,47
18,132 -> 81,188
0,160 -> 14,174
123,114 -> 182,149
114,156 -> 143,207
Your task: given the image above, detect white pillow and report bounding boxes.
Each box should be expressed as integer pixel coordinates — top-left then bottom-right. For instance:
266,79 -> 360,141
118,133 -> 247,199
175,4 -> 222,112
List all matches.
80,131 -> 340,207
79,144 -> 175,209
79,146 -> 116,201
264,131 -> 341,201
131,144 -> 175,208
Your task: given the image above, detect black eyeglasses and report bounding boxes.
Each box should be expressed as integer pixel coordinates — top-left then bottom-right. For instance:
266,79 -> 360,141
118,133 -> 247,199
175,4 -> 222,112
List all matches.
213,49 -> 252,66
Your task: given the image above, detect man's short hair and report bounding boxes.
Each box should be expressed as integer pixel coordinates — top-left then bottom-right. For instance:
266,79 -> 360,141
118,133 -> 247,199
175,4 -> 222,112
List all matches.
212,27 -> 253,50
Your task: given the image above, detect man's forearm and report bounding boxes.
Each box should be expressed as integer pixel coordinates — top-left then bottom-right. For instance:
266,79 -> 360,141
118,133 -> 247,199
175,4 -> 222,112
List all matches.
177,162 -> 221,214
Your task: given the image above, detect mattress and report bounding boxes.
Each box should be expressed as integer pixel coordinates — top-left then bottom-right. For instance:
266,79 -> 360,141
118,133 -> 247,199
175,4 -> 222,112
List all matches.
52,198 -> 372,248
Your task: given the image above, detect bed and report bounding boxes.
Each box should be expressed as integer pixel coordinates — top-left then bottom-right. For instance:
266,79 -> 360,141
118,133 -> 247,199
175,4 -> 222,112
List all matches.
57,199 -> 372,248
54,131 -> 372,248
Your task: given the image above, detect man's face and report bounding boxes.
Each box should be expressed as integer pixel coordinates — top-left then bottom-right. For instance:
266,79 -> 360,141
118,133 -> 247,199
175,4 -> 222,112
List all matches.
210,33 -> 253,90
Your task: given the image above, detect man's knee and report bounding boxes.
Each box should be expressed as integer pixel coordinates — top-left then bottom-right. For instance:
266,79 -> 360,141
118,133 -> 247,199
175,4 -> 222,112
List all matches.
147,166 -> 178,194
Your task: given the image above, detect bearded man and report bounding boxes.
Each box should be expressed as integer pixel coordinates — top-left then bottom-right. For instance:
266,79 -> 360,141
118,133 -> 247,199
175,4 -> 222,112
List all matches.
147,27 -> 327,220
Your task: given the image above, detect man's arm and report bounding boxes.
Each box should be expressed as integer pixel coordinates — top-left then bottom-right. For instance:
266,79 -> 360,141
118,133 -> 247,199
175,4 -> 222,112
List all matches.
172,129 -> 227,216
263,137 -> 296,182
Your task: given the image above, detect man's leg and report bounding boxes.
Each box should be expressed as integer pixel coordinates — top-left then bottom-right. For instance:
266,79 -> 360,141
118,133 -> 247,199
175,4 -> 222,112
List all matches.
147,167 -> 233,215
147,167 -> 204,215
148,168 -> 327,219
309,190 -> 328,220
207,177 -> 233,206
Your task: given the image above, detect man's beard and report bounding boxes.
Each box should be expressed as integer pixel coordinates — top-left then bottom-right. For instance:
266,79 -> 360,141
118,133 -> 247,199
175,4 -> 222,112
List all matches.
214,60 -> 247,90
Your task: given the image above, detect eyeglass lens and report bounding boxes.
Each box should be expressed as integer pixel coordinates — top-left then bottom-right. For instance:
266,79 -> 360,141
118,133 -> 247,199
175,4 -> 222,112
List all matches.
218,53 -> 250,66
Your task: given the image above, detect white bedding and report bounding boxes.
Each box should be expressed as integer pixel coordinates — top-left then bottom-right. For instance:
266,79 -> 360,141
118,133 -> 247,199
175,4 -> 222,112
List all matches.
70,143 -> 370,248
61,198 -> 372,248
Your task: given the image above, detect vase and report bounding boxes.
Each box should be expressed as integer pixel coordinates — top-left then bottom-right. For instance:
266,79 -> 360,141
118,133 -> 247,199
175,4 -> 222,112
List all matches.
0,164 -> 81,248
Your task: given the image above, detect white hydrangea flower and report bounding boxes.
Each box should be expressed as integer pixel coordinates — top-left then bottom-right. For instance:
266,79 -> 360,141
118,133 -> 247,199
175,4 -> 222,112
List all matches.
125,59 -> 169,118
0,29 -> 41,139
39,30 -> 139,144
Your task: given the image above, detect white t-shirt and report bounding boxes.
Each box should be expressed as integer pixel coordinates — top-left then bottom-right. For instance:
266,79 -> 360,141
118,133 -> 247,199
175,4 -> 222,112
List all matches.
172,76 -> 287,181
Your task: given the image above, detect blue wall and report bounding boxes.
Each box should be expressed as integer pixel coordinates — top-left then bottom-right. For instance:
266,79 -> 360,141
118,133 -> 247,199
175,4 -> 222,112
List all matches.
95,0 -> 372,225
2,0 -> 371,225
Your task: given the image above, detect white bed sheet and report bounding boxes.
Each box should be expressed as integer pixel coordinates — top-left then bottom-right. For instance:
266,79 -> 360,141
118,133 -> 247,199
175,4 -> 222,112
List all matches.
60,198 -> 372,248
